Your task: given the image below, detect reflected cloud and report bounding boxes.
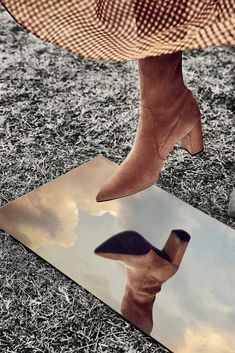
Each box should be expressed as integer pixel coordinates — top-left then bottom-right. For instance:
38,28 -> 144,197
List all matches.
0,157 -> 119,250
0,190 -> 79,250
180,326 -> 235,353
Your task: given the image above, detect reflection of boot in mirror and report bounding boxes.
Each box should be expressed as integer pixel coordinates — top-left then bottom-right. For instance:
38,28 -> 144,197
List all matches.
94,229 -> 190,334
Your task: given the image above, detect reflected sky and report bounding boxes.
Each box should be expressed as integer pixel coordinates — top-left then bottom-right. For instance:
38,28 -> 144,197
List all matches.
0,156 -> 234,352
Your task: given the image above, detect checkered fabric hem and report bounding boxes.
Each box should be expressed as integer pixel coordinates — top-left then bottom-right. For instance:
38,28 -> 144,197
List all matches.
1,0 -> 235,60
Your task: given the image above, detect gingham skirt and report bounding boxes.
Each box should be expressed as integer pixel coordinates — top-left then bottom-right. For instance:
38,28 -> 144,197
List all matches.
0,0 -> 235,61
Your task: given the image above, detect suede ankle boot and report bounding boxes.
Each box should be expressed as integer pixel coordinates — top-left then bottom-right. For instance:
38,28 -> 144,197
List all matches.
94,229 -> 191,334
96,53 -> 203,202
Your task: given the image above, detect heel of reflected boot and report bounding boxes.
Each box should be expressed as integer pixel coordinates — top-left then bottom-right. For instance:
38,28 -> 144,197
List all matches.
162,229 -> 191,267
181,120 -> 204,155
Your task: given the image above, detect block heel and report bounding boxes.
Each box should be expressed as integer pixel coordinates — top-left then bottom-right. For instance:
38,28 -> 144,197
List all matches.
181,120 -> 204,155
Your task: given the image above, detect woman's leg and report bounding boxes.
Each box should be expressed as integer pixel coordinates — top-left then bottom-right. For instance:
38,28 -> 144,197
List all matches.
96,52 -> 203,202
139,52 -> 185,110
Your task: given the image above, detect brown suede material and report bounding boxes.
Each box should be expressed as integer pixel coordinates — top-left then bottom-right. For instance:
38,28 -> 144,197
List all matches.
121,289 -> 156,334
181,119 -> 204,155
162,230 -> 191,266
95,230 -> 190,334
96,54 -> 203,202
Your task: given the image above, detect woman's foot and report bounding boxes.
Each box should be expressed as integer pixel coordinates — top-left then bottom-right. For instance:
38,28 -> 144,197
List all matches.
96,52 -> 203,202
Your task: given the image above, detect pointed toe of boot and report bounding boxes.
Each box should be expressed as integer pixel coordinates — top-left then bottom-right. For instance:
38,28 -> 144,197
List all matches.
96,172 -> 134,202
96,162 -> 157,202
95,179 -> 118,202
